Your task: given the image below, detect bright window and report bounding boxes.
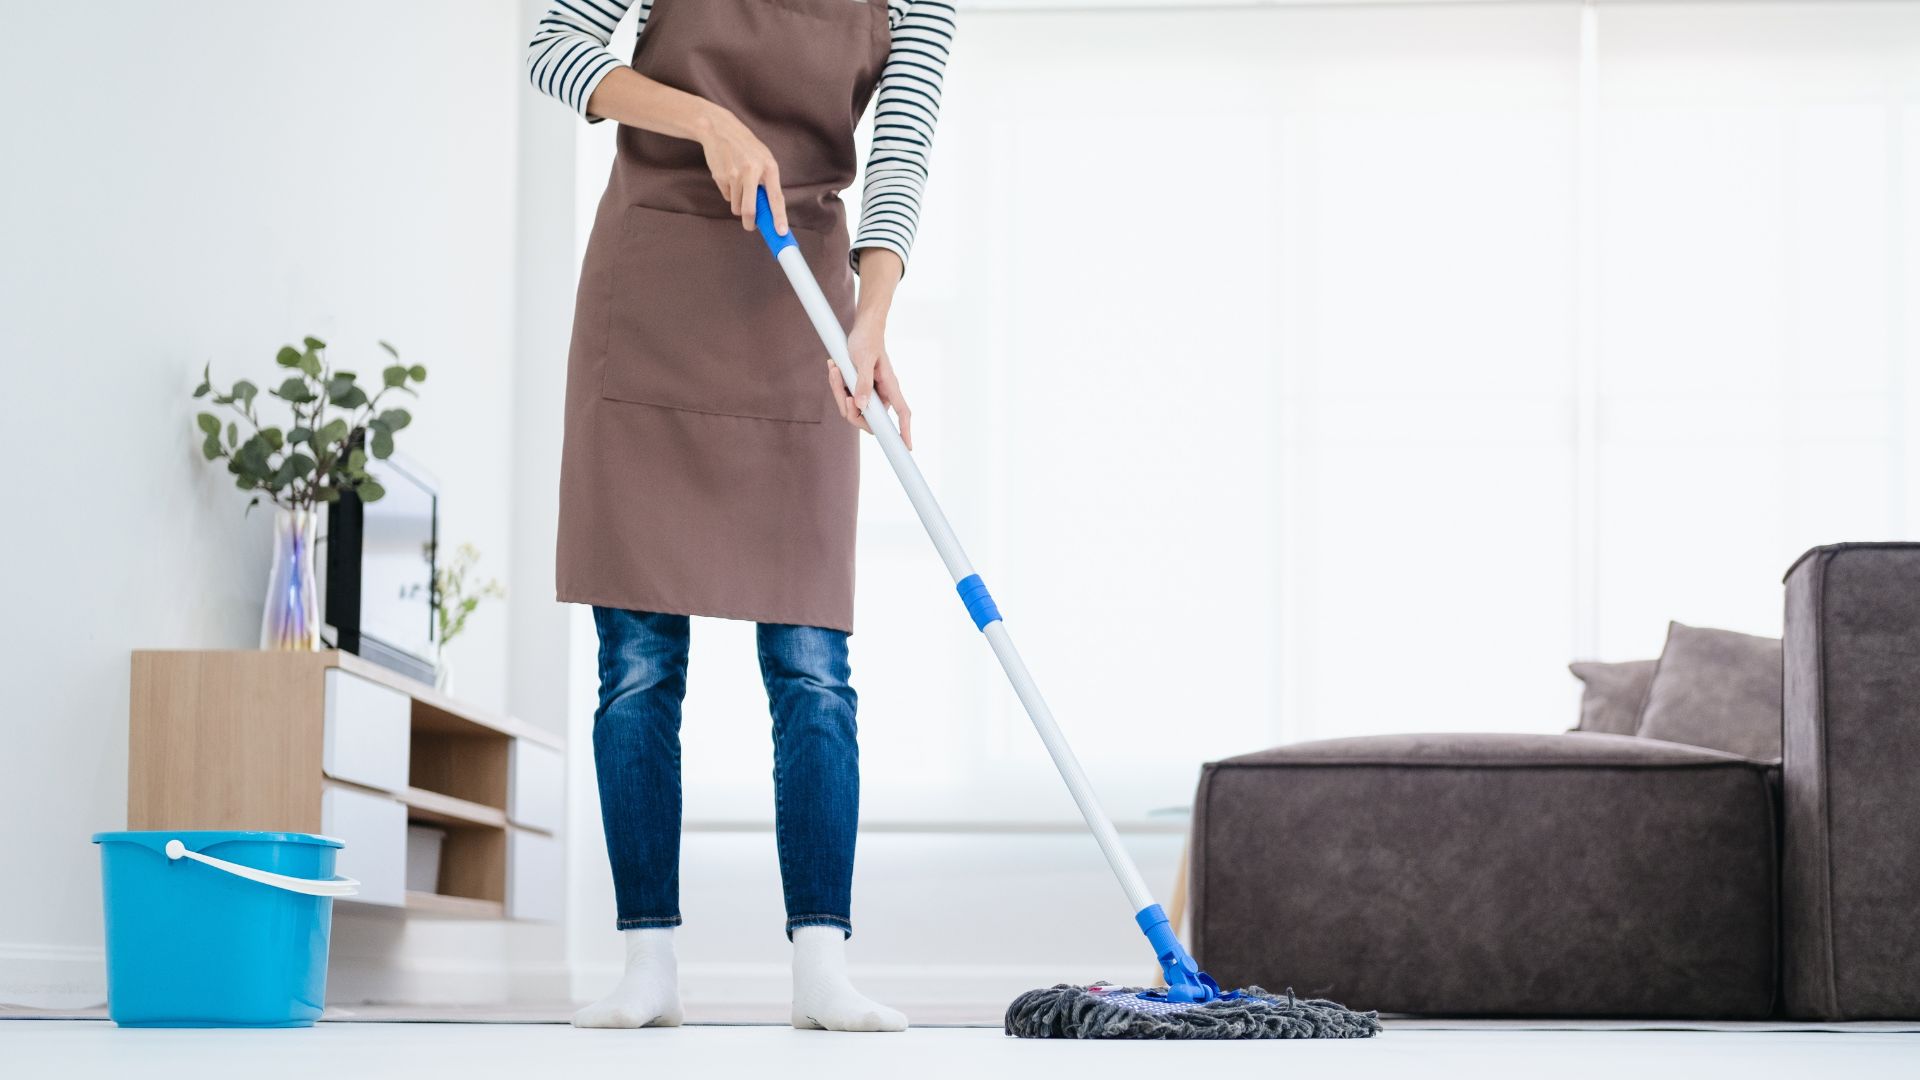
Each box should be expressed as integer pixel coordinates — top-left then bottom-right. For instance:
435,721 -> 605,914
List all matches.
573,1 -> 1920,826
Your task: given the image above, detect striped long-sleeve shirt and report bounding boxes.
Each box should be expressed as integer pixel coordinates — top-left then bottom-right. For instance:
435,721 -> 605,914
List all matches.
527,0 -> 953,273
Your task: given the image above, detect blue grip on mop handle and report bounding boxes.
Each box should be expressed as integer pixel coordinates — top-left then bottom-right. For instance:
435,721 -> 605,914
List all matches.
955,574 -> 1001,630
754,187 -> 796,257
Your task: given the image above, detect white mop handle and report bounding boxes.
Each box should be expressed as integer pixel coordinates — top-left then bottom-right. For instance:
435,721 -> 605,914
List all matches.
760,200 -> 1156,917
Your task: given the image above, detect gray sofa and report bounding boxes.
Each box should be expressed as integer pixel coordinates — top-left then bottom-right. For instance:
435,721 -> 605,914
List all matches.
1189,543 -> 1920,1019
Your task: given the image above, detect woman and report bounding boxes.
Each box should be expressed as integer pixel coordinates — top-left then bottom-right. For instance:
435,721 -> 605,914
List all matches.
526,0 -> 952,1034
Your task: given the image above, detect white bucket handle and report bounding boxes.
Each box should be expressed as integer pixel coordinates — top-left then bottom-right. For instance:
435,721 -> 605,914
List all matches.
165,839 -> 360,898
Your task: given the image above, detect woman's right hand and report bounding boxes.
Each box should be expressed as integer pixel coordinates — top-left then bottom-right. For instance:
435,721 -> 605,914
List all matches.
696,107 -> 788,235
580,70 -> 789,232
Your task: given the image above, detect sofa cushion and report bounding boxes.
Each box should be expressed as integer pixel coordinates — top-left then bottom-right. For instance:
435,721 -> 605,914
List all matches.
1569,659 -> 1657,735
1637,622 -> 1782,761
1191,732 -> 1778,1018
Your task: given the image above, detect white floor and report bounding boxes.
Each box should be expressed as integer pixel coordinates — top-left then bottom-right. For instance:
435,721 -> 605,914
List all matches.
3,1021 -> 1917,1079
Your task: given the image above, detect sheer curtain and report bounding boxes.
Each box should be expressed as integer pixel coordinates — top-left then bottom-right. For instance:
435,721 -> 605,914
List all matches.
567,1 -> 1920,827
1591,1 -> 1916,656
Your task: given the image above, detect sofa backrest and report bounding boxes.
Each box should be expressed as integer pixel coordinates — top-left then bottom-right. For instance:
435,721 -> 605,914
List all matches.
1781,542 -> 1920,1020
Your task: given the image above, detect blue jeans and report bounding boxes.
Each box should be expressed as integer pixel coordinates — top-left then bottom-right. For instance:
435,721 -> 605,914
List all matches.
591,607 -> 859,938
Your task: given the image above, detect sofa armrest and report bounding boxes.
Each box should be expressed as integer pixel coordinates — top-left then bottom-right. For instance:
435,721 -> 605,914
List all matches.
1783,543 -> 1920,1019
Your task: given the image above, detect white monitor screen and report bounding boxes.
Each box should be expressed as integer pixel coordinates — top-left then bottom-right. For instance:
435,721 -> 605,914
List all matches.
358,459 -> 436,662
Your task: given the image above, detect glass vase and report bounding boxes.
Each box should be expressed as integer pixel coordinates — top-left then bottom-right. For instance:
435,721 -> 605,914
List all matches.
261,506 -> 322,651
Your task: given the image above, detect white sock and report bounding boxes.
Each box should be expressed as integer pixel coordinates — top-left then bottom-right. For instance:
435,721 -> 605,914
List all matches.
572,927 -> 683,1029
790,925 -> 907,1032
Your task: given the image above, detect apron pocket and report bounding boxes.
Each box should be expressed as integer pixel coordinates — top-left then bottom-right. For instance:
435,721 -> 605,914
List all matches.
601,204 -> 837,424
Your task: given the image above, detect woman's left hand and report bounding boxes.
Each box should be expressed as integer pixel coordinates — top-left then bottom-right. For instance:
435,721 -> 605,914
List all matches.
828,248 -> 912,449
830,315 -> 912,450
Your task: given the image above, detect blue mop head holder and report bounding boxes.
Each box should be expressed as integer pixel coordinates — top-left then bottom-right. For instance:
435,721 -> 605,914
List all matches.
754,186 -> 796,257
1136,904 -> 1222,1003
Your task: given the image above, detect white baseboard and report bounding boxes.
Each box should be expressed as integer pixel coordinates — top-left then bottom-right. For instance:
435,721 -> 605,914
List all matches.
328,956 -> 573,1007
0,943 -> 107,1010
574,960 -> 1137,1013
7,946 -> 1117,1015
0,942 -> 571,1011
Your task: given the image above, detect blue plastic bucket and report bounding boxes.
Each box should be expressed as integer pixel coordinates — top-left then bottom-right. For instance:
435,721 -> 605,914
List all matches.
92,830 -> 356,1027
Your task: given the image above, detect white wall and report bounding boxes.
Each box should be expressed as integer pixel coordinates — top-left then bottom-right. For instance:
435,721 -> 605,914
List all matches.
0,0 -> 564,1006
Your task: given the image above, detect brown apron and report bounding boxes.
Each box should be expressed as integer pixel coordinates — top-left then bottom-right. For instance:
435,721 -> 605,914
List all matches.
556,0 -> 891,632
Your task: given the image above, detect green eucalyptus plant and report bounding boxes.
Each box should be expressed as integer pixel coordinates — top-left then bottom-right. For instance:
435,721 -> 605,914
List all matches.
192,336 -> 426,512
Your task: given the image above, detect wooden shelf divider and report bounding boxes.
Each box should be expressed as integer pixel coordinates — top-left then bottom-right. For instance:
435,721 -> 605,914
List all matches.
400,786 -> 509,830
404,891 -> 506,919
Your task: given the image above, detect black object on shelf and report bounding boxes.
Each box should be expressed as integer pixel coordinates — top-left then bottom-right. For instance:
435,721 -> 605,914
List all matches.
326,448 -> 439,686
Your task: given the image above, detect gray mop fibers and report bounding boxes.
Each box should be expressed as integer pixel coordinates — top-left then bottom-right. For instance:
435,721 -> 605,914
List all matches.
1004,984 -> 1381,1040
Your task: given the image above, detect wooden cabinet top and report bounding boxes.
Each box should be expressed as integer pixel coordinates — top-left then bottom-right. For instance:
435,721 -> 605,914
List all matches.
130,649 -> 563,750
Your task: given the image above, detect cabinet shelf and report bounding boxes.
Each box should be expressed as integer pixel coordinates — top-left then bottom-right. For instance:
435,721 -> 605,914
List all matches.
405,891 -> 506,919
400,786 -> 508,830
333,651 -> 561,749
128,649 -> 565,923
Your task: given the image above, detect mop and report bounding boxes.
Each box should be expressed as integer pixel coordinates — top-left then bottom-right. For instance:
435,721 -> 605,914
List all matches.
751,189 -> 1379,1041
